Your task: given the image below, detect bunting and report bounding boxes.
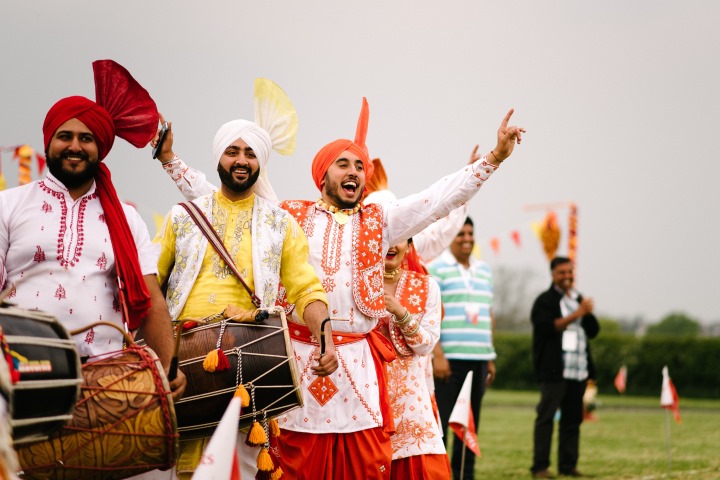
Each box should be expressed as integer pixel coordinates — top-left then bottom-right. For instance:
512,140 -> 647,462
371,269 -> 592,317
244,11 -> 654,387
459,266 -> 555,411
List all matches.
0,144 -> 47,190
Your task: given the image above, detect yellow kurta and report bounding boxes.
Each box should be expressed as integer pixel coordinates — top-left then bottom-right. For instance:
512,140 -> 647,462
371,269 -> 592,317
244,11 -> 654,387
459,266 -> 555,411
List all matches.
155,191 -> 326,320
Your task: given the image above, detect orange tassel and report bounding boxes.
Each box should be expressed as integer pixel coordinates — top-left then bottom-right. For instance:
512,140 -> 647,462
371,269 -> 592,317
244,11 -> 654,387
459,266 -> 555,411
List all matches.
247,421 -> 267,446
203,349 -> 219,372
234,384 -> 251,407
216,348 -> 230,371
257,447 -> 274,472
269,418 -> 281,437
270,467 -> 283,480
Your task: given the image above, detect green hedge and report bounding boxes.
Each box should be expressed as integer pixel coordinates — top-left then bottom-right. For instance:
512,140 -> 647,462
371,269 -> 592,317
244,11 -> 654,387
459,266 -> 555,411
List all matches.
492,332 -> 720,398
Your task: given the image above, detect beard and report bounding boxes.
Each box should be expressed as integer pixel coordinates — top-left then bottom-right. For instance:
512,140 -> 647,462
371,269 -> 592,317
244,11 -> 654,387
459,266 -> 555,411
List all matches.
46,152 -> 100,189
323,174 -> 364,210
217,163 -> 260,193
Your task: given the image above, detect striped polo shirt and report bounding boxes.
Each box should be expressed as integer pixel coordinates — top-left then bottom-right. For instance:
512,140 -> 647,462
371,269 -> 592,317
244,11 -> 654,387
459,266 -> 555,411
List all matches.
427,250 -> 496,361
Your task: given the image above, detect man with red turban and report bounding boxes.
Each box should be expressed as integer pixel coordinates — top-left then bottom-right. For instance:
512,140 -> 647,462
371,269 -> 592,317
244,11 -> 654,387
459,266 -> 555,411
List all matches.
0,61 -> 185,399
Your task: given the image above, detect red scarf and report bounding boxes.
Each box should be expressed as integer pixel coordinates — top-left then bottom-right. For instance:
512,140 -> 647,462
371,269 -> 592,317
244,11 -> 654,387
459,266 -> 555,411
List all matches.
42,60 -> 159,328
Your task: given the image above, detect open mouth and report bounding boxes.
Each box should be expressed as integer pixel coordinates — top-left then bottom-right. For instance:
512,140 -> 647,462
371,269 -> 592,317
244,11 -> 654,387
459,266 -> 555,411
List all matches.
232,167 -> 250,178
385,249 -> 398,260
341,180 -> 358,196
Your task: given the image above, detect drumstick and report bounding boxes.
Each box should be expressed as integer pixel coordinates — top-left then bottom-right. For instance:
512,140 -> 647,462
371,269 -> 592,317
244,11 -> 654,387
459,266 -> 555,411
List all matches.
320,317 -> 349,357
167,323 -> 185,382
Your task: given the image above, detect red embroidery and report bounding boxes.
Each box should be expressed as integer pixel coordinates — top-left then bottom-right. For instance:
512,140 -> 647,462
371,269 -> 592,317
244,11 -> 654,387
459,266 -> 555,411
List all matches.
96,252 -> 108,270
280,200 -> 386,318
84,328 -> 95,344
33,246 -> 46,262
321,219 -> 345,275
322,277 -> 336,293
55,285 -> 66,300
41,201 -> 52,213
112,296 -> 120,313
40,180 -> 96,268
388,271 -> 430,354
98,213 -> 106,223
308,376 -> 339,406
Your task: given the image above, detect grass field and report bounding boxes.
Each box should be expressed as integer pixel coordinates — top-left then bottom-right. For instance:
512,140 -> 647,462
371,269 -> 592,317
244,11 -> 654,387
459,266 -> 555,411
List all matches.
445,389 -> 720,480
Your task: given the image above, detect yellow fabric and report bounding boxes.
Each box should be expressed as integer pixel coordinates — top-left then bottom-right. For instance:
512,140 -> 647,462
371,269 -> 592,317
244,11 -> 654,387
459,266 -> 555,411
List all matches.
254,78 -> 298,156
177,437 -> 208,480
156,191 -> 326,320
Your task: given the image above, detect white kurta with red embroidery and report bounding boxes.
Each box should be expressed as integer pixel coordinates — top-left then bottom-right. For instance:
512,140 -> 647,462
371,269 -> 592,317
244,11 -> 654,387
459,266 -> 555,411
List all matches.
278,159 -> 499,434
0,174 -> 159,357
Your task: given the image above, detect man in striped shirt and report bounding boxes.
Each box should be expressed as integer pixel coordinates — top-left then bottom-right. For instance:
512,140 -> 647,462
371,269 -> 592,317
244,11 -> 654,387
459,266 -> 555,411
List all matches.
428,216 -> 495,480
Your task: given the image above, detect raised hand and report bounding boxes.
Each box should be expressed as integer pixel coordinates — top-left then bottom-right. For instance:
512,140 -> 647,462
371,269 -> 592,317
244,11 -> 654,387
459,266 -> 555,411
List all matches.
150,112 -> 175,163
490,108 -> 526,165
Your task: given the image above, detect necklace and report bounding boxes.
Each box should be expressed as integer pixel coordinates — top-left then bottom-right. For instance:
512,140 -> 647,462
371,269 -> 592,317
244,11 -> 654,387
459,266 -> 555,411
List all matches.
317,198 -> 361,225
384,268 -> 401,279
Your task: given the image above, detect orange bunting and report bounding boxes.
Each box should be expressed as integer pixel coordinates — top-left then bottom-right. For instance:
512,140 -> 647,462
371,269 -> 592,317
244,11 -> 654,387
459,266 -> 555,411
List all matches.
13,145 -> 34,186
540,211 -> 561,261
489,237 -> 500,255
568,203 -> 578,265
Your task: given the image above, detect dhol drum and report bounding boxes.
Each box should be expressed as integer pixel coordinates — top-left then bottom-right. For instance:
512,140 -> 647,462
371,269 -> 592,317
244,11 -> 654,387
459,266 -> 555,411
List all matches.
15,329 -> 179,480
0,325 -> 20,479
0,304 -> 82,443
175,306 -> 302,439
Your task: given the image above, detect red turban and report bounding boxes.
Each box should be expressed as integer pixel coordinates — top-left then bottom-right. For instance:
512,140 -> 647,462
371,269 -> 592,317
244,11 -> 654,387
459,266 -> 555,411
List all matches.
311,97 -> 374,191
43,96 -> 115,160
41,60 -> 159,329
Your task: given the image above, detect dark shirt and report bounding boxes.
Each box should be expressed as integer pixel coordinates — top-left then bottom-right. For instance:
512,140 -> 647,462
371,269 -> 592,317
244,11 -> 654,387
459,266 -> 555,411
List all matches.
531,283 -> 600,382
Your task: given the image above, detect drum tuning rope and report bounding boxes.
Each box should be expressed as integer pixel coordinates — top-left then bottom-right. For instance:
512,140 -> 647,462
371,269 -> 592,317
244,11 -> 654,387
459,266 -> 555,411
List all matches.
233,347 -> 250,407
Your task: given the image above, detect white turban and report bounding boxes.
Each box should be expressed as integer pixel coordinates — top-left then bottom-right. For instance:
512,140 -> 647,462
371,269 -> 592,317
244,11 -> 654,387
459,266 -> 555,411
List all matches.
212,79 -> 298,202
213,119 -> 276,201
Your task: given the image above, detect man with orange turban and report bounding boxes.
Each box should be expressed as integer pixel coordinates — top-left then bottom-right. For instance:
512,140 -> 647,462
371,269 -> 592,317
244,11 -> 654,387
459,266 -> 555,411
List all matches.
158,97 -> 524,478
0,61 -> 185,399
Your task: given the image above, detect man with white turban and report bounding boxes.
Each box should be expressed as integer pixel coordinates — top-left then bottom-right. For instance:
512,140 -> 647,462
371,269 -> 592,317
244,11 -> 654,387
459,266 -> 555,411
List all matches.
152,80 -> 334,479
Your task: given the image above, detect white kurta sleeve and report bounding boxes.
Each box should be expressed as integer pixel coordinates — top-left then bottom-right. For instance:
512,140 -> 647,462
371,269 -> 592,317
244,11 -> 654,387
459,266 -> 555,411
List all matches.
383,158 -> 497,250
413,203 -> 468,262
161,157 -> 217,201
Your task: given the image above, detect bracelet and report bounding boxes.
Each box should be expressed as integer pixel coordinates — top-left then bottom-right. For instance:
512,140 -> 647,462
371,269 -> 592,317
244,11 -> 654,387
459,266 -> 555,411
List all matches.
395,310 -> 412,326
488,150 -> 501,164
161,154 -> 180,166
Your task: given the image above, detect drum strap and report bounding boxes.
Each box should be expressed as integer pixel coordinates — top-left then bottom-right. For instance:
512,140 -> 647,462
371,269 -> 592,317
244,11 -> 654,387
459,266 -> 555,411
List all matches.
178,202 -> 263,308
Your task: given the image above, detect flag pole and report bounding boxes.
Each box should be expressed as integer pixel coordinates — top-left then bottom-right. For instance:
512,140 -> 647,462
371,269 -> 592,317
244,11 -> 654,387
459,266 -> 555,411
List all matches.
459,426 -> 468,479
664,408 -> 672,472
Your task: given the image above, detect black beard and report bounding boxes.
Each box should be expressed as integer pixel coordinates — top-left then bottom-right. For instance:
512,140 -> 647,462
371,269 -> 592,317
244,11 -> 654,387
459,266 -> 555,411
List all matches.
323,174 -> 363,210
46,152 -> 100,189
217,163 -> 260,193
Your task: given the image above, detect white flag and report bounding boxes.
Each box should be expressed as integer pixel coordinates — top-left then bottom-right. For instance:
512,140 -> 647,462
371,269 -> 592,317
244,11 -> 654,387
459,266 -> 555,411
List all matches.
192,397 -> 242,479
448,371 -> 481,456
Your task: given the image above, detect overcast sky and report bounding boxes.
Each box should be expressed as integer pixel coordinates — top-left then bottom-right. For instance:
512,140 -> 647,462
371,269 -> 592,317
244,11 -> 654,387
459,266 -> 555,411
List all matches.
2,1 -> 718,325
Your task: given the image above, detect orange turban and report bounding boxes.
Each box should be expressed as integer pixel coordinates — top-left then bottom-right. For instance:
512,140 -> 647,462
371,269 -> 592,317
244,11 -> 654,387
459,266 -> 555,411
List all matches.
311,97 -> 374,191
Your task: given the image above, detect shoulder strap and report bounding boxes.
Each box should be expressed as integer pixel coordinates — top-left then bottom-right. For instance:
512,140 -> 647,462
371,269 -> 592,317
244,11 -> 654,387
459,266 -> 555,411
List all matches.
178,201 -> 262,308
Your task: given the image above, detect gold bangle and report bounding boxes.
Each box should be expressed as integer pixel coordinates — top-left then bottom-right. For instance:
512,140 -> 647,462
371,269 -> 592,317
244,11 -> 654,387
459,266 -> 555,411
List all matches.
396,310 -> 412,326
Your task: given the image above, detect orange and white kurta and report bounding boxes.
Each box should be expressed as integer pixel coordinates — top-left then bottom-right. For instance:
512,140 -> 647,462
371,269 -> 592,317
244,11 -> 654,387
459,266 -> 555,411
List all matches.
381,270 -> 445,460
